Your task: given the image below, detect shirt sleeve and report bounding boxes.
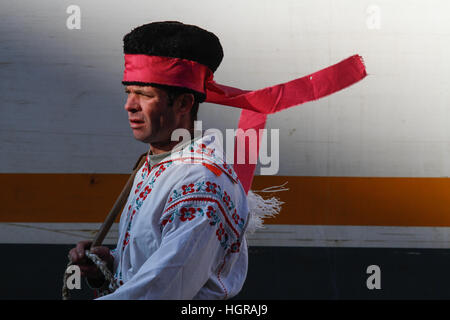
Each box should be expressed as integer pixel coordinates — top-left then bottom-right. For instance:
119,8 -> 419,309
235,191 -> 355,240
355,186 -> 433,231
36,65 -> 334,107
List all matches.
97,178 -> 244,300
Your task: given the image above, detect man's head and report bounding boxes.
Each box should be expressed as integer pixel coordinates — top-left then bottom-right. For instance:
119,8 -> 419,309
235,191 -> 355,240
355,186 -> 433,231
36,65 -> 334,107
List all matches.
122,21 -> 223,145
124,84 -> 193,144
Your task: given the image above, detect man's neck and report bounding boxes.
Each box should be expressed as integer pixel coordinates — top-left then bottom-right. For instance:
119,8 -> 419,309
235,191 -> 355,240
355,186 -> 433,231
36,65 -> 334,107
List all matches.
149,140 -> 182,155
149,128 -> 194,155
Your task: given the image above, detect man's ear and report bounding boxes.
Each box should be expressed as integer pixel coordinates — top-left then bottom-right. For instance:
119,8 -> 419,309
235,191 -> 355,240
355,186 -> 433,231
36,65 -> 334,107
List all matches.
174,93 -> 194,115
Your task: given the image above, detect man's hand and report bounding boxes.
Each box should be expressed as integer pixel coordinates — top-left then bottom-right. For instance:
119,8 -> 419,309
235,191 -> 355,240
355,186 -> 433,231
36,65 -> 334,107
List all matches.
68,240 -> 114,286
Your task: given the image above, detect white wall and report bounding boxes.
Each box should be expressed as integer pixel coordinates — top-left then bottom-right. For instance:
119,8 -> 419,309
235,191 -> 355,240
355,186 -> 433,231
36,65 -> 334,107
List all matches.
1,0 -> 450,176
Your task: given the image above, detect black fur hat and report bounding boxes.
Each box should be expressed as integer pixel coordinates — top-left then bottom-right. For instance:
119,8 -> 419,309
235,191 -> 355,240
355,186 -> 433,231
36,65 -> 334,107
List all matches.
122,21 -> 223,103
123,21 -> 223,73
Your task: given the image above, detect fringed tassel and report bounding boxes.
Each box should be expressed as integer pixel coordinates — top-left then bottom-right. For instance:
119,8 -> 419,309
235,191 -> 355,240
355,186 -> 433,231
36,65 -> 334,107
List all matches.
245,182 -> 289,234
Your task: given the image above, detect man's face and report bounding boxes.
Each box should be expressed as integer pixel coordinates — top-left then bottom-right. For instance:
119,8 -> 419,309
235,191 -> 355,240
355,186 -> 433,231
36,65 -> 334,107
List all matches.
124,85 -> 178,144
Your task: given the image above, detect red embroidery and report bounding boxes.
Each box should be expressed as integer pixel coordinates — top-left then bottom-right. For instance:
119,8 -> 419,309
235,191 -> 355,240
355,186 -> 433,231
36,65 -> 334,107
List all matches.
139,185 -> 152,200
230,241 -> 241,253
163,197 -> 240,238
222,163 -> 233,175
202,162 -> 222,176
135,181 -> 143,194
155,165 -> 166,177
161,217 -> 170,227
195,143 -> 215,157
180,207 -> 197,221
161,212 -> 175,227
205,181 -> 218,194
206,205 -> 215,219
216,223 -> 225,241
148,157 -> 238,184
222,191 -> 231,207
232,211 -> 240,224
122,161 -> 169,252
123,232 -> 130,247
182,183 -> 195,195
141,160 -> 149,177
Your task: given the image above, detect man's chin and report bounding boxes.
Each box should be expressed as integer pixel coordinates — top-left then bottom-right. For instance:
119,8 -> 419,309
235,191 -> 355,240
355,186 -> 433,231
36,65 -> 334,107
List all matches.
132,131 -> 151,143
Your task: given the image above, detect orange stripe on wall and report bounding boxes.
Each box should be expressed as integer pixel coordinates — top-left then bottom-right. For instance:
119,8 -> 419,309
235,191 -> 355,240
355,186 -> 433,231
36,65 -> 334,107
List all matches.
0,174 -> 129,223
253,176 -> 450,227
1,174 -> 450,226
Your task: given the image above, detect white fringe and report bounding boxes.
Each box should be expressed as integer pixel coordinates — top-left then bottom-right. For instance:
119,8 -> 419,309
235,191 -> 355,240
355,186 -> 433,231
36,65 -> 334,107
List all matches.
245,182 -> 289,235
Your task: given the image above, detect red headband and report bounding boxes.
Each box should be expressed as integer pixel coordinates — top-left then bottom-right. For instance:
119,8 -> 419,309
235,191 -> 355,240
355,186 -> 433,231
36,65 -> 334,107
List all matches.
123,54 -> 213,94
123,53 -> 367,193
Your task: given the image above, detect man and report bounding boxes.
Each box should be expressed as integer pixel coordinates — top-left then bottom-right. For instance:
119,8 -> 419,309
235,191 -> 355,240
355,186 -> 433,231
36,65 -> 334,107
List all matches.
69,21 -> 250,299
68,20 -> 367,300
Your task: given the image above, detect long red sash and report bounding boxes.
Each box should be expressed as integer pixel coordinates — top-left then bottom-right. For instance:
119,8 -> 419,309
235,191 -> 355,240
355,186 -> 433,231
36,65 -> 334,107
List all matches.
123,54 -> 367,193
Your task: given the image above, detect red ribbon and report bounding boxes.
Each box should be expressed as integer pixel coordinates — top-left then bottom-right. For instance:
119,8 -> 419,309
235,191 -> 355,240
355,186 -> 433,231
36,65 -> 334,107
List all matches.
123,54 -> 367,193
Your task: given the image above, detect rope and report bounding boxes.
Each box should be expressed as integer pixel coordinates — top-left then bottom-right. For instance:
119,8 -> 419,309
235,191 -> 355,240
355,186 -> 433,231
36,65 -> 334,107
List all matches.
62,250 -> 118,300
62,152 -> 148,300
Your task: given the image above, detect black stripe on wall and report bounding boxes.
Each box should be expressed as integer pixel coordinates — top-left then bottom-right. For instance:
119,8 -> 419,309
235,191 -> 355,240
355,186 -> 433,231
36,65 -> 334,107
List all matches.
1,245 -> 449,300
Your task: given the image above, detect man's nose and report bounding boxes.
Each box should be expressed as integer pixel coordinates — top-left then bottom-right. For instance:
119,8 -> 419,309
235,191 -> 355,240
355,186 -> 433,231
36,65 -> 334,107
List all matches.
124,94 -> 141,113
